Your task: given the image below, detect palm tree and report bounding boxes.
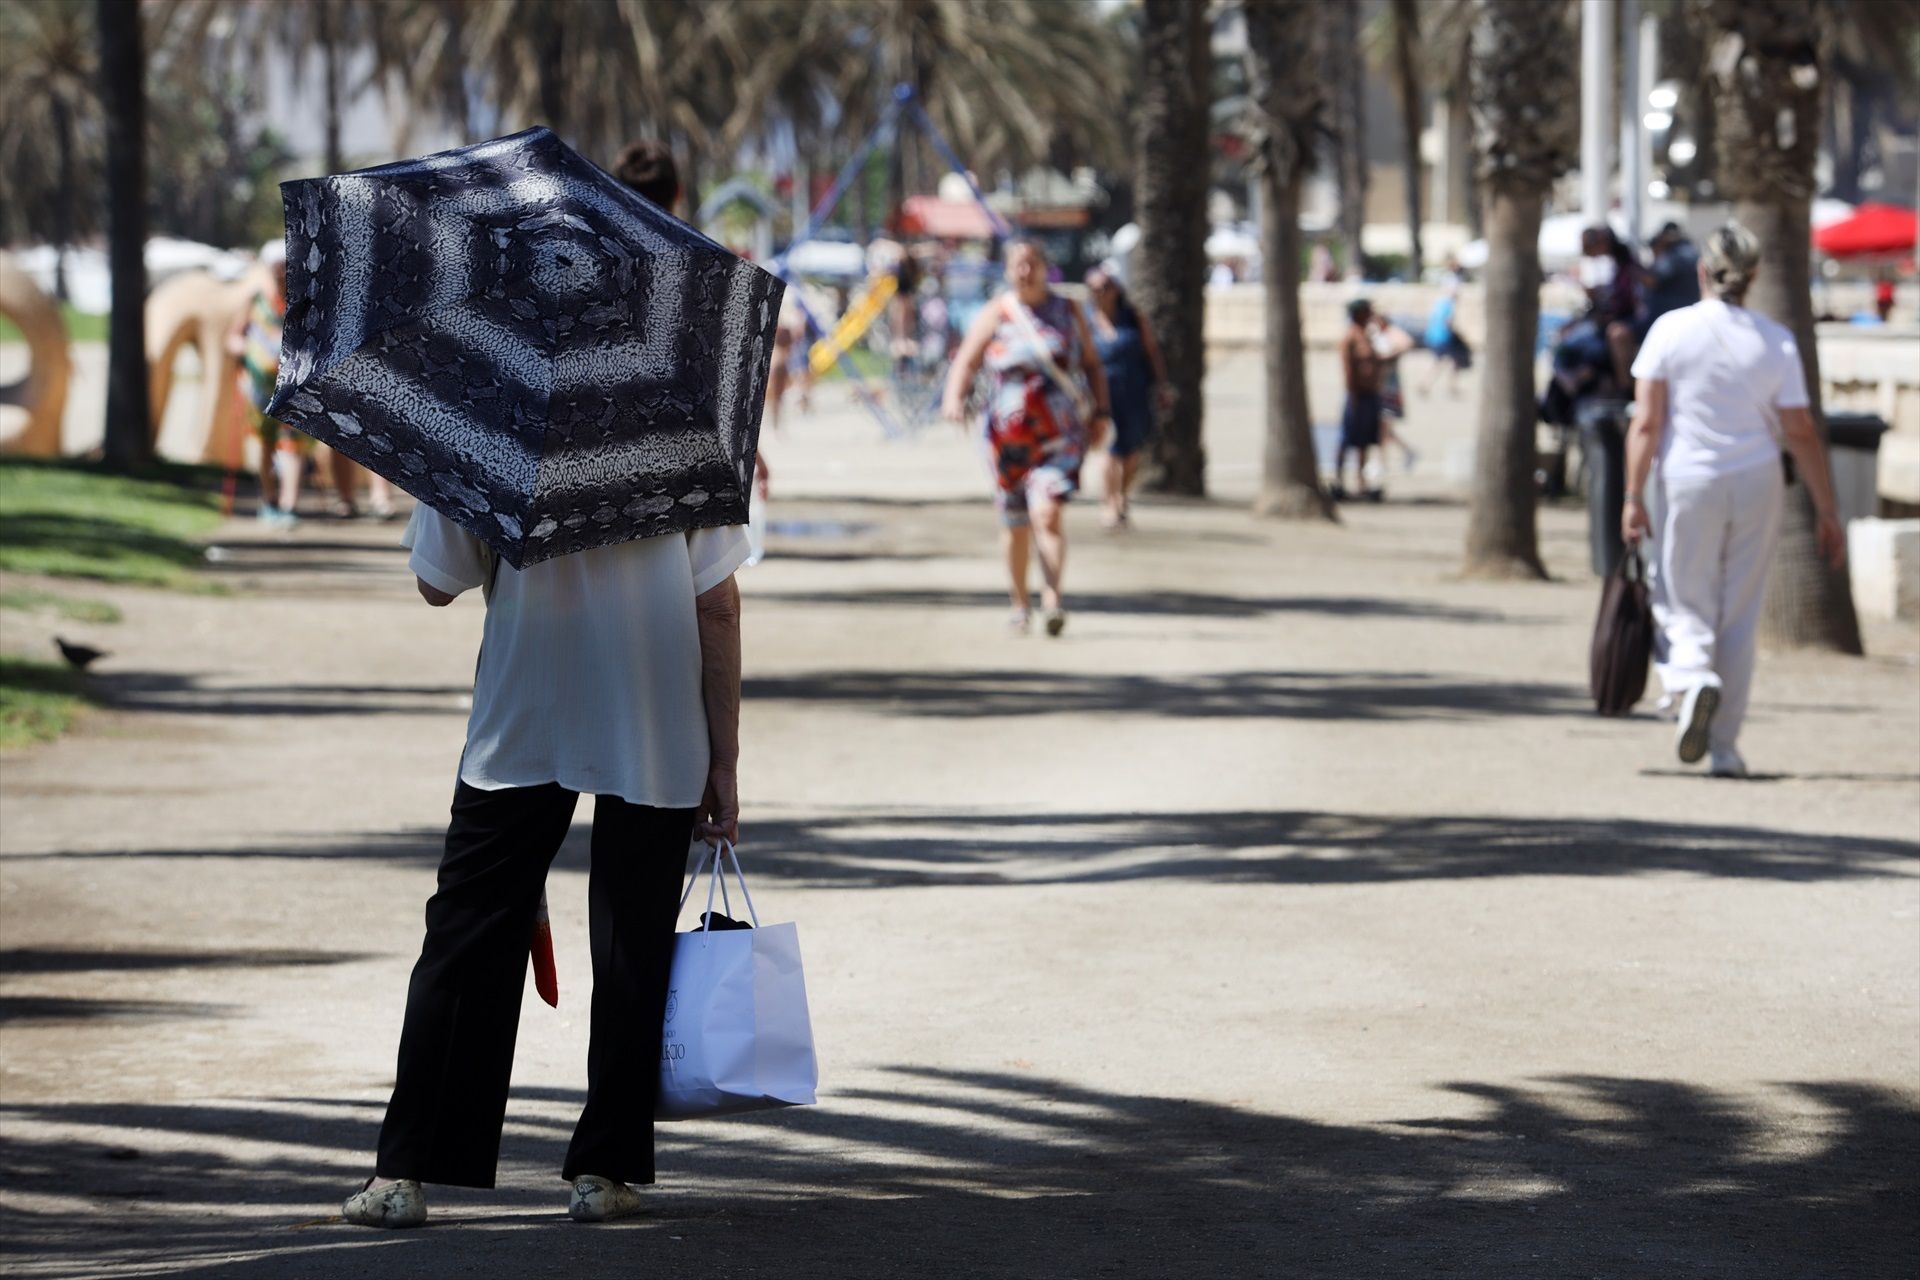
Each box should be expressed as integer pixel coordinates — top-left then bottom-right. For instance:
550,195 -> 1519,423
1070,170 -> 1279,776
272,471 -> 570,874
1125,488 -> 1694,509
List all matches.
805,0 -> 1129,227
1328,0 -> 1368,278
1694,0 -> 1862,654
1245,0 -> 1333,520
1460,0 -> 1576,580
1133,0 -> 1212,497
0,0 -> 98,299
97,0 -> 150,471
1366,0 -> 1425,281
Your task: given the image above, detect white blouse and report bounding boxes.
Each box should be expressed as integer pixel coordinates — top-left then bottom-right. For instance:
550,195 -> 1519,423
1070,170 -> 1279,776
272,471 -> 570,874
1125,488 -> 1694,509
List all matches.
404,506 -> 750,808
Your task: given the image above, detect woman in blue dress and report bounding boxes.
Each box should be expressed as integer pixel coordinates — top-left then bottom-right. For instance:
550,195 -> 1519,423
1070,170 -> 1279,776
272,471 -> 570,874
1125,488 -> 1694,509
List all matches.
1084,264 -> 1168,530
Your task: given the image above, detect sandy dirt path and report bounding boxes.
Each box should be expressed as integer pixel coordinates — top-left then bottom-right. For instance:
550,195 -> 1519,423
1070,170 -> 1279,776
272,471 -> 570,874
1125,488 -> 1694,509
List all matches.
2,354 -> 1916,1278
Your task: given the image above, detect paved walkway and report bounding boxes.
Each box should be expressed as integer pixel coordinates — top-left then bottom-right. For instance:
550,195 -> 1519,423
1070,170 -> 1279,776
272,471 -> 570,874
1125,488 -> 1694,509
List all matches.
2,353 -> 1916,1277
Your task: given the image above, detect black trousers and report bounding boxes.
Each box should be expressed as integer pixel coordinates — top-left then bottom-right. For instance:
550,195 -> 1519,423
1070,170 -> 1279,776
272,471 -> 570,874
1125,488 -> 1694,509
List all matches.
376,780 -> 695,1188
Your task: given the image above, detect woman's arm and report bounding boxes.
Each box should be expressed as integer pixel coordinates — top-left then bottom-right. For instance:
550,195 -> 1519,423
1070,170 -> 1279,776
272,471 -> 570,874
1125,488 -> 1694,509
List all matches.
1621,377 -> 1667,546
695,574 -> 742,844
1779,406 -> 1847,569
940,301 -> 1001,421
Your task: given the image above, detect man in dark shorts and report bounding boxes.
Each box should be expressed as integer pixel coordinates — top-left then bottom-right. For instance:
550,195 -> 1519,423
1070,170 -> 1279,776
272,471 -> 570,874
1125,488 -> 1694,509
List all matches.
1336,298 -> 1384,501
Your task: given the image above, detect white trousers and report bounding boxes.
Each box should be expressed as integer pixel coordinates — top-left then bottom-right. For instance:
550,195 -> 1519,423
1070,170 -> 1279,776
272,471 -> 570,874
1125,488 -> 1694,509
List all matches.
1649,461 -> 1784,752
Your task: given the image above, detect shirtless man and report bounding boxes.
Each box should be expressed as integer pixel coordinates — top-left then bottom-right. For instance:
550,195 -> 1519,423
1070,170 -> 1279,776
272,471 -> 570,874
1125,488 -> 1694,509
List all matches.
1335,298 -> 1385,501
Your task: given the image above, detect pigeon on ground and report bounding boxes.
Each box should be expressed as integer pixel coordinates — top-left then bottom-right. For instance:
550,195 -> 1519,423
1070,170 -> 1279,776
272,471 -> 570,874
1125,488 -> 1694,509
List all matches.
54,637 -> 108,671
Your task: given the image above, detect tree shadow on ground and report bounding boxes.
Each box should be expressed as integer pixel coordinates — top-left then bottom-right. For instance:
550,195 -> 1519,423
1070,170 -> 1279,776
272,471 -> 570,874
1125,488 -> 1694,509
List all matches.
0,1070 -> 1911,1278
743,668 -> 1583,720
748,587 -> 1523,624
9,809 -> 1911,887
0,947 -> 374,974
732,808 -> 1919,887
85,672 -> 471,718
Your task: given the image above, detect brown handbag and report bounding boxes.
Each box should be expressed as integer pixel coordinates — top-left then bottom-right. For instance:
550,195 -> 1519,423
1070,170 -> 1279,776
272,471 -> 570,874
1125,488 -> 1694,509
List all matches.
1590,548 -> 1654,716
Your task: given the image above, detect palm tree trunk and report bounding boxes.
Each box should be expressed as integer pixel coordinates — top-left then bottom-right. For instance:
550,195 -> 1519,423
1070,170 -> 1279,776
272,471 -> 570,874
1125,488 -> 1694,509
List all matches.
98,0 -> 151,472
320,0 -> 344,173
1702,0 -> 1862,653
1245,0 -> 1331,519
51,95 -> 74,303
1462,187 -> 1546,577
538,15 -> 565,135
1253,155 -> 1330,519
1136,0 -> 1210,497
1390,0 -> 1424,280
1331,1 -> 1368,278
1744,197 -> 1863,653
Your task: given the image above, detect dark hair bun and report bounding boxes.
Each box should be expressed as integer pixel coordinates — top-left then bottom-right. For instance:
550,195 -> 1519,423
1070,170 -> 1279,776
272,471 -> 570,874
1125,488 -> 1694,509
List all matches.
613,141 -> 680,208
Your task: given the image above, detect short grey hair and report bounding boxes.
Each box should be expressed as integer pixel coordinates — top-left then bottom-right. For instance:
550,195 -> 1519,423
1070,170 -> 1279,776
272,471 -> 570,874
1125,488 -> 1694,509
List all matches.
1701,221 -> 1761,301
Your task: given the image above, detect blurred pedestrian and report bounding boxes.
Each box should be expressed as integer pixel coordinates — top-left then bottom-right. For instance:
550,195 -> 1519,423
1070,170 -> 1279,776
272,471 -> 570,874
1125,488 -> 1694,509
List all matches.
1369,310 -> 1418,473
225,240 -> 303,528
1874,270 -> 1895,324
1638,221 -> 1701,336
941,239 -> 1111,636
1084,262 -> 1168,531
1579,226 -> 1641,393
1334,298 -> 1384,502
1418,280 -> 1469,397
1622,222 -> 1846,778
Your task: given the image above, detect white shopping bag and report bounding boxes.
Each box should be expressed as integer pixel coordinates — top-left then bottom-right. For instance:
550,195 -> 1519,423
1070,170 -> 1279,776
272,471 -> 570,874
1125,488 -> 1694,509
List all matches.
657,839 -> 818,1120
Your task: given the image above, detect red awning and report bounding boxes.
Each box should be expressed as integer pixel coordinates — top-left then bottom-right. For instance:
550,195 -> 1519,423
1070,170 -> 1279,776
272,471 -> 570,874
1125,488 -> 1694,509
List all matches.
898,195 -> 996,241
1813,202 -> 1917,258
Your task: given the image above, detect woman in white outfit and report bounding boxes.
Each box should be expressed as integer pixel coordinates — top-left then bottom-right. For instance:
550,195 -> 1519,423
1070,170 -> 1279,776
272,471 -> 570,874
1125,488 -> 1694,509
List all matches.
1622,222 -> 1846,777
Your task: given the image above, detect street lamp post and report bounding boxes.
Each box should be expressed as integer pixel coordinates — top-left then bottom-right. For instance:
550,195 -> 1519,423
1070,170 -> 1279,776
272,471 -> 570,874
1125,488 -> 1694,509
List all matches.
1581,0 -> 1615,228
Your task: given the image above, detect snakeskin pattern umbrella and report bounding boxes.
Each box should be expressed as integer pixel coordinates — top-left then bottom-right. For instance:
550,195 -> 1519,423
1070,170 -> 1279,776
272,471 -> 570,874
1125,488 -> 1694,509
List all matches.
265,128 -> 783,568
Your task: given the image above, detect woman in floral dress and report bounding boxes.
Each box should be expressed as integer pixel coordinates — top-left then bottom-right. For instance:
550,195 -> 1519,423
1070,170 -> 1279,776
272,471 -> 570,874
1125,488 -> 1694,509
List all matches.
941,240 -> 1111,636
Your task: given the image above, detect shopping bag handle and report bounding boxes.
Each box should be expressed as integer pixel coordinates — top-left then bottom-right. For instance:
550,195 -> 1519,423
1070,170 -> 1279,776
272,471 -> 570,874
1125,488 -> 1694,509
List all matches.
677,838 -> 762,931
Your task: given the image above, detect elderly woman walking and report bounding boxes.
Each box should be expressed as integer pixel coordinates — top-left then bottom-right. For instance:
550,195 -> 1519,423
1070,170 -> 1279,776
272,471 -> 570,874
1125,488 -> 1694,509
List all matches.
1622,223 -> 1846,777
942,240 -> 1112,636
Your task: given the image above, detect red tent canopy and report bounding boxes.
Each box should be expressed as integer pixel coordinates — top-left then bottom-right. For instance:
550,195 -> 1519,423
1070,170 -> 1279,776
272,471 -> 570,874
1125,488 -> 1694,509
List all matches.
898,195 -> 996,241
1813,202 -> 1918,258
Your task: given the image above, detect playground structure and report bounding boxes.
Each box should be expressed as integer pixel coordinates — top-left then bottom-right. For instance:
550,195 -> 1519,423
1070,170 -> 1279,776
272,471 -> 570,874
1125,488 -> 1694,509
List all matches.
772,84 -> 1013,439
0,257 -> 71,458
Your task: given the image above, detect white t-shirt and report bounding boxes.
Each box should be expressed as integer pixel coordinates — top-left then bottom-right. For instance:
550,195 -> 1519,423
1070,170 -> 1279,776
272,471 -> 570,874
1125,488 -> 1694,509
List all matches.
405,507 -> 750,808
1630,299 -> 1810,482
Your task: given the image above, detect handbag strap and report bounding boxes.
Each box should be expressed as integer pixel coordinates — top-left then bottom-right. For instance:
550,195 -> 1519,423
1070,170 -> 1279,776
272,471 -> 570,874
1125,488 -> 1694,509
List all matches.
677,837 -> 761,930
1003,293 -> 1093,421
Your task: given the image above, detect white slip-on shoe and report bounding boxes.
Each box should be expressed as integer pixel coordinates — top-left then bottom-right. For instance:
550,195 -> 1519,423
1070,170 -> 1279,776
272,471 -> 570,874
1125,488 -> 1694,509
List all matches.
342,1177 -> 426,1228
1675,682 -> 1721,765
569,1175 -> 645,1223
1709,746 -> 1749,779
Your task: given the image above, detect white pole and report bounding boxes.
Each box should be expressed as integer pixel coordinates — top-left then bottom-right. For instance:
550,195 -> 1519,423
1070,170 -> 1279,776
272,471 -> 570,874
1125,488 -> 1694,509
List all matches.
1431,96 -> 1450,229
1639,14 -> 1659,231
1581,0 -> 1615,227
1619,0 -> 1643,245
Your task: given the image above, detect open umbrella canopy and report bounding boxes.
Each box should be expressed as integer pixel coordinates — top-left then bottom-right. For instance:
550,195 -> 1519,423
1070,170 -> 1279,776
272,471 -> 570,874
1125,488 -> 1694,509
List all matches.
1813,202 -> 1918,259
266,128 -> 783,569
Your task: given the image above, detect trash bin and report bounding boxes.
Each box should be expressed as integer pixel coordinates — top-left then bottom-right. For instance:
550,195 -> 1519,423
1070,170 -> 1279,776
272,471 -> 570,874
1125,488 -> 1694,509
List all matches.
1824,412 -> 1890,527
1578,398 -> 1630,577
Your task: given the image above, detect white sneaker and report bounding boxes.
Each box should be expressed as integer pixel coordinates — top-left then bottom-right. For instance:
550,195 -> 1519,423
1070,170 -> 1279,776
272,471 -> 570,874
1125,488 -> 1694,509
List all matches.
1675,682 -> 1720,765
342,1177 -> 425,1228
1709,747 -> 1749,778
569,1175 -> 645,1223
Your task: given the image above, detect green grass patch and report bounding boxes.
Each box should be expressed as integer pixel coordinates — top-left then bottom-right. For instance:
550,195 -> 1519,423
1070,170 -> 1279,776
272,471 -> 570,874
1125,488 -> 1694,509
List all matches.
0,459 -> 225,589
0,588 -> 122,624
811,347 -> 889,382
0,304 -> 109,344
0,656 -> 93,749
